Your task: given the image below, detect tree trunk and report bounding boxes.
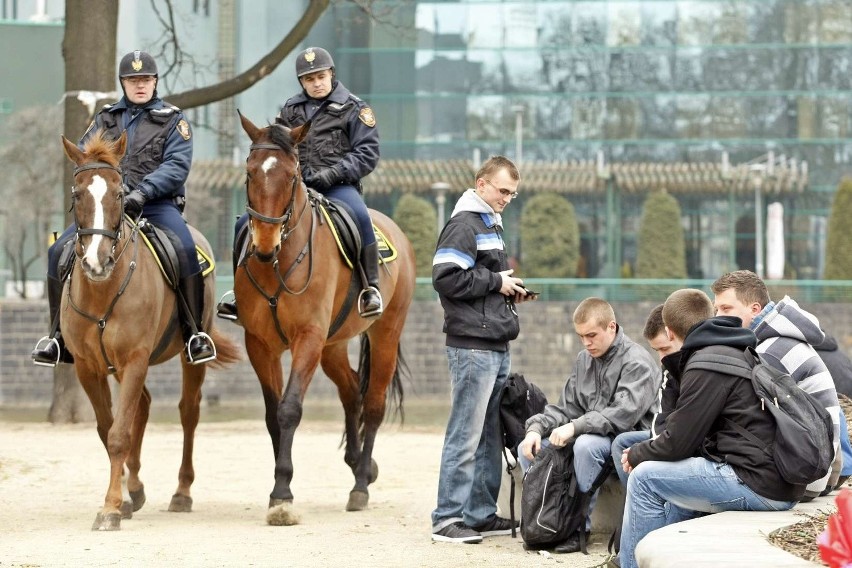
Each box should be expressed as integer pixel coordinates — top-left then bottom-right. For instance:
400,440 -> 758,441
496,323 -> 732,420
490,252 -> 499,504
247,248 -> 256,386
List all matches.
50,0 -> 118,424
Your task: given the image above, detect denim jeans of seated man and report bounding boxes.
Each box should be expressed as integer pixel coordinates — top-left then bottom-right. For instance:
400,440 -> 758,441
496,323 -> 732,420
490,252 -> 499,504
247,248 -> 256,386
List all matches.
619,457 -> 796,568
610,430 -> 650,487
431,346 -> 510,532
518,433 -> 613,532
840,412 -> 852,477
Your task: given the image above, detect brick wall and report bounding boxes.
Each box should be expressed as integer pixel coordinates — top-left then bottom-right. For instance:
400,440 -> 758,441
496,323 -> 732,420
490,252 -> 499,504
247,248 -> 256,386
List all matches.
3,299 -> 851,408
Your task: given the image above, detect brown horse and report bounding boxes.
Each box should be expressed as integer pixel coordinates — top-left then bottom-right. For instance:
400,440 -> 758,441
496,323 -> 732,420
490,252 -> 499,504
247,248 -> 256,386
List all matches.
235,112 -> 416,525
60,131 -> 241,531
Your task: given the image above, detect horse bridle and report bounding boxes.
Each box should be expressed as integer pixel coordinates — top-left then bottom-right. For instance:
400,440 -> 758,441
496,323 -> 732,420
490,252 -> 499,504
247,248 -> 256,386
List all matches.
245,143 -> 303,236
71,161 -> 126,250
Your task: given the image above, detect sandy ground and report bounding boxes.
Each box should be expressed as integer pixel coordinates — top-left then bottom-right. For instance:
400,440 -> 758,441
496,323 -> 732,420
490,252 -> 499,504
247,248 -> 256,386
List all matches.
0,417 -> 612,568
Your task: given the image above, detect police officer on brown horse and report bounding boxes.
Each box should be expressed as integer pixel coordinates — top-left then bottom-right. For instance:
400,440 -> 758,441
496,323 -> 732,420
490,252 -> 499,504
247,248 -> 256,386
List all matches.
32,50 -> 216,366
218,46 -> 383,320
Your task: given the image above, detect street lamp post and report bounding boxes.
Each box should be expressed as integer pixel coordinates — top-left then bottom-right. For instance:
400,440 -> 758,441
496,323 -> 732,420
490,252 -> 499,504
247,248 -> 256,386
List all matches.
431,182 -> 451,234
511,105 -> 524,165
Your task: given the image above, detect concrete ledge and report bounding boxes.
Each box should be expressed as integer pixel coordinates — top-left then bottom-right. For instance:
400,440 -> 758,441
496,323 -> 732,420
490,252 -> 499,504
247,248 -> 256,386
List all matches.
635,495 -> 832,567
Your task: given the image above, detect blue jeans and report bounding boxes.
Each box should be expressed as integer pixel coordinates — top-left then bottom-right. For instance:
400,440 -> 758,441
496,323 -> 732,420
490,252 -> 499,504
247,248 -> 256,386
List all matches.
518,433 -> 613,531
611,430 -> 650,487
620,457 -> 796,568
840,411 -> 852,477
432,347 -> 510,532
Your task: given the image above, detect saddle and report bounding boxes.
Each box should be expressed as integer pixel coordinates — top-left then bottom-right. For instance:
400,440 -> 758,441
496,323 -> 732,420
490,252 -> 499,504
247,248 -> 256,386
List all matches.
234,188 -> 397,269
57,219 -> 214,288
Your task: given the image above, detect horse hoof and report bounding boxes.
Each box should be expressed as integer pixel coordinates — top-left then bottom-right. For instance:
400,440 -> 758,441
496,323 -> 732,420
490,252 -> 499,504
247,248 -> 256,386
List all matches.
91,511 -> 122,531
369,459 -> 379,484
266,499 -> 300,526
346,490 -> 369,511
119,500 -> 133,519
129,487 -> 146,512
168,493 -> 193,513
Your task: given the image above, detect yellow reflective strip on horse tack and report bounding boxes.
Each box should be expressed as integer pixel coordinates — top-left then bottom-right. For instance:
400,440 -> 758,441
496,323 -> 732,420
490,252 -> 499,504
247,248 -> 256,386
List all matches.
196,246 -> 215,277
137,227 -> 174,287
319,204 -> 354,269
372,225 -> 398,263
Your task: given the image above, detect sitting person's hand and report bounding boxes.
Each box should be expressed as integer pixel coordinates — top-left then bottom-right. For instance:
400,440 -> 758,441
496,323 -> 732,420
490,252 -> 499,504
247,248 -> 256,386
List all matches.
548,422 -> 575,447
520,431 -> 542,461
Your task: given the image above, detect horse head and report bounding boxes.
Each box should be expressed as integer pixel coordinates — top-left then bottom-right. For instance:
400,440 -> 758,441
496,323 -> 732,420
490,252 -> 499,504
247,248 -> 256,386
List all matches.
62,131 -> 127,281
239,111 -> 310,262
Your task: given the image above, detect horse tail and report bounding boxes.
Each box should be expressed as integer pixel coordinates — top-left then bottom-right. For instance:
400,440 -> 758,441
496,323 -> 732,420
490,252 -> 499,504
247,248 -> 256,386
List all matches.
357,334 -> 407,429
205,326 -> 243,369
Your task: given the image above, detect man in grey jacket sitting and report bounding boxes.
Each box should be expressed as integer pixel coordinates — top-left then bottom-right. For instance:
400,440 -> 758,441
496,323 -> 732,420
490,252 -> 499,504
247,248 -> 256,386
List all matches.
519,297 -> 659,554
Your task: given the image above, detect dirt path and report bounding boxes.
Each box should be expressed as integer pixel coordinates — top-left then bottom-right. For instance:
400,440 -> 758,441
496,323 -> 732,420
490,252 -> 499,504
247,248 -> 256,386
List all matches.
0,419 -> 611,568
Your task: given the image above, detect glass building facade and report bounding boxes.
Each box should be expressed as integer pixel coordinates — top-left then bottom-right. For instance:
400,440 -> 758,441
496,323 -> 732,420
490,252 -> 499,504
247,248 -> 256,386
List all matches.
322,0 -> 851,278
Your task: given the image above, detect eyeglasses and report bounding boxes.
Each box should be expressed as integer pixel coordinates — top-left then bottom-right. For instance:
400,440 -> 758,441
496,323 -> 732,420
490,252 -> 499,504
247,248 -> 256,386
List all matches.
484,178 -> 519,199
122,76 -> 155,86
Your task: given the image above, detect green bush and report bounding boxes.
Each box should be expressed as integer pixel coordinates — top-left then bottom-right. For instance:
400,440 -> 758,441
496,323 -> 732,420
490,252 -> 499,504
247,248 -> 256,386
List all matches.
636,191 -> 687,279
519,193 -> 579,277
824,177 -> 852,280
393,193 -> 437,277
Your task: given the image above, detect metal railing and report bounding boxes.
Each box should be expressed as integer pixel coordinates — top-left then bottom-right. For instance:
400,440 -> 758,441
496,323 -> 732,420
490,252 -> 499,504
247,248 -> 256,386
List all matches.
215,276 -> 852,304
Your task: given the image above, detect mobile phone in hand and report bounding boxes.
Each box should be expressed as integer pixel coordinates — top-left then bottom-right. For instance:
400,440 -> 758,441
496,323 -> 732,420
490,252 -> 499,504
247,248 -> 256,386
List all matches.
521,286 -> 540,298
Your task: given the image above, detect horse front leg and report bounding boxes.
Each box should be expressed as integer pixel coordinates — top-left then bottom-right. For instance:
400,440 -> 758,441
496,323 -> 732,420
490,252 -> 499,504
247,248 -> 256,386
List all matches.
93,356 -> 148,531
124,385 -> 152,516
320,343 -> 364,482
245,333 -> 285,461
168,362 -> 206,513
266,331 -> 324,526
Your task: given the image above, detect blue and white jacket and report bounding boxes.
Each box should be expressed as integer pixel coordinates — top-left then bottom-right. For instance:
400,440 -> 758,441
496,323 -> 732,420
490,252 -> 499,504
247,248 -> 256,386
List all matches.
432,189 -> 519,351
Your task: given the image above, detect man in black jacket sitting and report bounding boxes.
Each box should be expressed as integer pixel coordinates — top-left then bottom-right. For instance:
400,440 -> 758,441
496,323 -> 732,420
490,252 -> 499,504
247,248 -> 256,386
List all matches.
616,288 -> 803,568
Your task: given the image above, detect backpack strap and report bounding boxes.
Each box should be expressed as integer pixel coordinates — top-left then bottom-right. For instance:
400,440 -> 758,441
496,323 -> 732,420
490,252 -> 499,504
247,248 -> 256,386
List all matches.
683,350 -> 753,380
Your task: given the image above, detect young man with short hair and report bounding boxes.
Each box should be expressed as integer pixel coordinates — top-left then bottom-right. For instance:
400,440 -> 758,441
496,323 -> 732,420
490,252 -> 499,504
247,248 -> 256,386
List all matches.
519,297 -> 659,553
712,270 -> 842,499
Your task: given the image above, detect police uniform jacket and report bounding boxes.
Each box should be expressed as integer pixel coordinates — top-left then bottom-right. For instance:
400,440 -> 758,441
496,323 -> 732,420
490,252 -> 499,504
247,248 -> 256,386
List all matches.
83,95 -> 192,204
277,80 -> 379,187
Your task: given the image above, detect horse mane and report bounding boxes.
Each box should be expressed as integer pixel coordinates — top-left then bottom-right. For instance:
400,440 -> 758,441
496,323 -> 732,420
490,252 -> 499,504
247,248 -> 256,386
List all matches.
81,130 -> 122,167
268,123 -> 299,158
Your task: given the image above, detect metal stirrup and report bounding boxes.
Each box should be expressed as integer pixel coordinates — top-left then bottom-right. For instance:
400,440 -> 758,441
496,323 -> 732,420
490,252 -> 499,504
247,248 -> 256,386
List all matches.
186,332 -> 216,365
358,286 -> 383,316
32,336 -> 61,367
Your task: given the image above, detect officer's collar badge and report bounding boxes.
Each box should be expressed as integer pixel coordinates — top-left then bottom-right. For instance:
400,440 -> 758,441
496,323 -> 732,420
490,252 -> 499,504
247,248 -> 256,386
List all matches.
358,107 -> 376,128
132,50 -> 143,72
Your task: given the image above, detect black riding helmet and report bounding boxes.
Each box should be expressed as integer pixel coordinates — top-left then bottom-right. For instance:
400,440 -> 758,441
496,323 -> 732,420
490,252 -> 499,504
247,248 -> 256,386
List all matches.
119,50 -> 158,78
295,47 -> 335,78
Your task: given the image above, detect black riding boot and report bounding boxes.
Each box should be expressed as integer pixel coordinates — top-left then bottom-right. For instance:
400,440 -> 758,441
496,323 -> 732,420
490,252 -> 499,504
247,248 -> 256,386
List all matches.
216,242 -> 240,321
31,275 -> 74,366
178,274 -> 216,364
358,242 -> 383,318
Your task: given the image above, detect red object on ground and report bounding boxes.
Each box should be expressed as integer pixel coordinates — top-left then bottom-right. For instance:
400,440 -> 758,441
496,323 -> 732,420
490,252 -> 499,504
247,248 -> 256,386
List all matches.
818,488 -> 852,568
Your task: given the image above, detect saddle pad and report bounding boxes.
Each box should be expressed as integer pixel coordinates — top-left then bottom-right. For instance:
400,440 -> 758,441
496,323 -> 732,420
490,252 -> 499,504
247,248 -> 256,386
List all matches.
318,203 -> 398,269
138,227 -> 215,286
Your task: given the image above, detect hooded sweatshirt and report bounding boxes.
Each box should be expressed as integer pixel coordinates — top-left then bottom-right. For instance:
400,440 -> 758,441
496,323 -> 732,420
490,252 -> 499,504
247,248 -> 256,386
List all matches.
751,296 -> 840,498
815,333 -> 852,398
630,316 -> 804,503
432,189 -> 519,350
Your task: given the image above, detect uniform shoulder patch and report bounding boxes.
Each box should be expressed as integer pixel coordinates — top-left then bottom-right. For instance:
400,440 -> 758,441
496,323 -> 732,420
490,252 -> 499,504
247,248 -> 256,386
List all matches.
176,119 -> 192,141
358,107 -> 376,128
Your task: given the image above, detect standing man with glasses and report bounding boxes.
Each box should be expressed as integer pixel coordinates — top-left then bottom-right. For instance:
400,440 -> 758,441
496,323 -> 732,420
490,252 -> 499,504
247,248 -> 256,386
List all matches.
430,155 -> 534,544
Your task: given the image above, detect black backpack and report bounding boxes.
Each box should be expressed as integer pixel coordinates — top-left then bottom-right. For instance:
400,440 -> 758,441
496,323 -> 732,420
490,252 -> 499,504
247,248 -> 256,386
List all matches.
520,442 -> 614,552
498,373 -> 547,537
685,346 -> 834,486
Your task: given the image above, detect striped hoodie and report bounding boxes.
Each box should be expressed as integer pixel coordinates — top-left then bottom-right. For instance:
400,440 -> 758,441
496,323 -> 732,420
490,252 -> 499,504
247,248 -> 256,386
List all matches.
751,295 -> 841,500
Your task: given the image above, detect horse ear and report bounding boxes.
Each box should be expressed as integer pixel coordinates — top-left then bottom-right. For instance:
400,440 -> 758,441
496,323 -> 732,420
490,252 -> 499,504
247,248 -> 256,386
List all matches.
290,122 -> 311,145
61,135 -> 84,165
114,131 -> 128,159
237,109 -> 262,143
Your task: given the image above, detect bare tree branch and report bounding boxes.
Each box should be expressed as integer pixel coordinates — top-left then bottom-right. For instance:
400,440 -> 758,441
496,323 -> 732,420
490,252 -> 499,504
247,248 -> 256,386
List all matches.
166,0 -> 330,109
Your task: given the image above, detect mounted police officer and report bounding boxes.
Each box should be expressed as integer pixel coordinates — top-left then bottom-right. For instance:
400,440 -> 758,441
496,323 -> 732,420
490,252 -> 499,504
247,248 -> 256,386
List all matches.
217,46 -> 383,320
32,50 -> 216,366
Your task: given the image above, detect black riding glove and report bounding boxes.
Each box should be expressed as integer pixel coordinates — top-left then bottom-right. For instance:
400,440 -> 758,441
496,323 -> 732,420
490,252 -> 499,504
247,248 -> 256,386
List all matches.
311,166 -> 343,191
124,190 -> 147,218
